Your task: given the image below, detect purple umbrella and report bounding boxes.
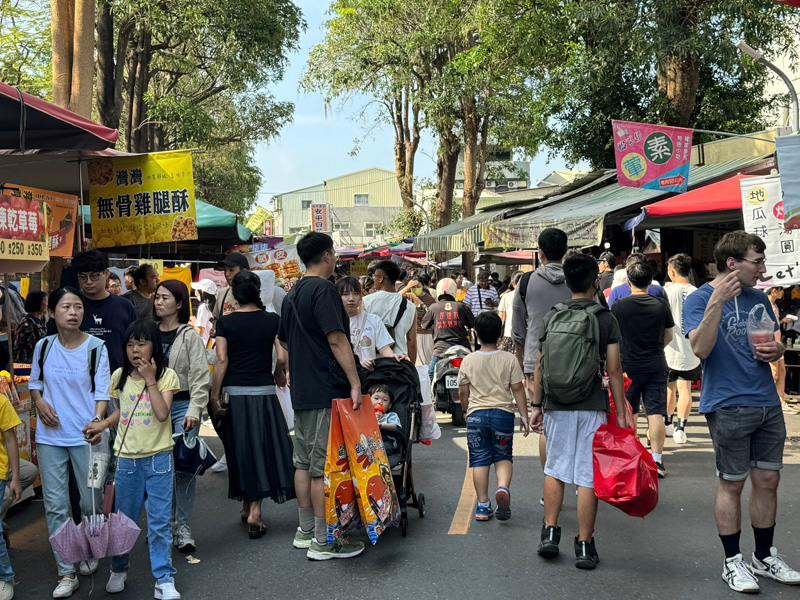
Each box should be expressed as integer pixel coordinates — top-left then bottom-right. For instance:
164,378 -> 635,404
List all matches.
49,519 -> 93,565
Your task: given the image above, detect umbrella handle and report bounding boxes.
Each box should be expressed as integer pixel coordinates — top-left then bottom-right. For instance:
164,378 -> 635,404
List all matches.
88,443 -> 96,518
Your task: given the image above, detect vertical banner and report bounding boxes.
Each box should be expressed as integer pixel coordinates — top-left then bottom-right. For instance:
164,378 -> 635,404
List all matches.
311,204 -> 329,232
88,150 -> 197,248
612,120 -> 693,193
263,219 -> 273,236
740,175 -> 800,288
5,185 -> 77,257
245,207 -> 271,233
776,135 -> 800,229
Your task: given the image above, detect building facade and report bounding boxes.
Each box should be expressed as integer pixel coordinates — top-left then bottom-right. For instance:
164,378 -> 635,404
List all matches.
271,168 -> 404,246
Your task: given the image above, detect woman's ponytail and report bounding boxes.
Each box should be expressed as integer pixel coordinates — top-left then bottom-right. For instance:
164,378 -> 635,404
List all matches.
231,271 -> 265,310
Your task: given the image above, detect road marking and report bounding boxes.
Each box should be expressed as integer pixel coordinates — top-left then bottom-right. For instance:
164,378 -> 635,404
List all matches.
448,461 -> 475,535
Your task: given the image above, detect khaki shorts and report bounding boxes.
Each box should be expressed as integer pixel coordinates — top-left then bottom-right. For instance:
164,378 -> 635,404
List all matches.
293,408 -> 331,478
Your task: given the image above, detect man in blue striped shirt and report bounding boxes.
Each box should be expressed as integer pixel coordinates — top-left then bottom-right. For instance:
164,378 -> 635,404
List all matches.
463,271 -> 500,316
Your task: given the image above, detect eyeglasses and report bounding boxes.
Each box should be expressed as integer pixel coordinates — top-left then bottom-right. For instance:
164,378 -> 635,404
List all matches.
736,257 -> 767,266
77,272 -> 104,282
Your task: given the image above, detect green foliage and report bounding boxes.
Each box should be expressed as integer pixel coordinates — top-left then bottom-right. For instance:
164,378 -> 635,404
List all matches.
0,0 -> 51,98
380,208 -> 424,240
192,143 -> 262,217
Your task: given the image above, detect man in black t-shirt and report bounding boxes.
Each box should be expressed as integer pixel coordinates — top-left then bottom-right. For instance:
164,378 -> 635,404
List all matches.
278,232 -> 364,560
420,277 -> 474,383
610,262 -> 674,477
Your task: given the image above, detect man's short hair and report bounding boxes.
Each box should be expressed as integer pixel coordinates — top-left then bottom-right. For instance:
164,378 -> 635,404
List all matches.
490,272 -> 499,279
375,260 -> 401,284
627,262 -> 653,289
132,264 -> 154,287
511,270 -> 524,286
626,252 -> 646,267
124,266 -> 137,277
668,253 -> 692,277
713,230 -> 766,272
477,270 -> 490,281
474,311 -> 503,345
538,228 -> 568,261
72,250 -> 108,273
563,254 -> 598,294
297,232 -> 334,266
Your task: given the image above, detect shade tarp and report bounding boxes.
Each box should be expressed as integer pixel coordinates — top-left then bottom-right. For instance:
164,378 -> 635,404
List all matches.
487,155 -> 775,249
414,207 -> 508,253
0,82 -> 119,150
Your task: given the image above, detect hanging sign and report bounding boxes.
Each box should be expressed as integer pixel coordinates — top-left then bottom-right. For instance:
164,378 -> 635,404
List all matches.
240,245 -> 305,279
89,150 -> 197,248
245,207 -> 271,233
0,186 -> 49,266
612,120 -> 693,193
741,174 -> 800,287
311,204 -> 329,232
5,185 -> 77,257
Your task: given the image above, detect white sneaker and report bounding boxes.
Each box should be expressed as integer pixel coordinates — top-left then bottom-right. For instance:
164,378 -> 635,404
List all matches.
722,554 -> 760,593
751,547 -> 800,585
665,423 -> 674,437
0,580 -> 14,600
154,581 -> 182,600
673,429 -> 687,444
52,576 -> 79,599
106,572 -> 127,594
77,559 -> 98,576
210,455 -> 227,473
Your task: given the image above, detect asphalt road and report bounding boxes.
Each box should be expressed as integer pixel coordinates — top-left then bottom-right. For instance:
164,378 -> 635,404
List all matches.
6,408 -> 800,600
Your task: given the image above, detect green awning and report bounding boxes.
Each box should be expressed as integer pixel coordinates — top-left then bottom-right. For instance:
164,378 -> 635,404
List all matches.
414,207 -> 507,253
487,154 -> 775,249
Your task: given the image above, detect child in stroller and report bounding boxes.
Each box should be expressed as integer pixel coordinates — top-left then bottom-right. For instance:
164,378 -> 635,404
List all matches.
364,357 -> 426,536
369,384 -> 402,463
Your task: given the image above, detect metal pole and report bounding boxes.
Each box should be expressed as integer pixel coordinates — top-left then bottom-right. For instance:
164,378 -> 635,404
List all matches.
5,275 -> 12,378
77,158 -> 85,249
738,42 -> 799,134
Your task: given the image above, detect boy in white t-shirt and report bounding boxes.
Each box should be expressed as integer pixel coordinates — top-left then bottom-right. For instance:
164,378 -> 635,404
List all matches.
457,312 -> 529,522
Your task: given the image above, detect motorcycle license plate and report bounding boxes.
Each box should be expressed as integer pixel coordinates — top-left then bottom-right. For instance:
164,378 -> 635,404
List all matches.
445,375 -> 459,389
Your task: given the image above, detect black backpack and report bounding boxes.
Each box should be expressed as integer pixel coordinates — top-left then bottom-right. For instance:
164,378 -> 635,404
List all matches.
37,334 -> 105,393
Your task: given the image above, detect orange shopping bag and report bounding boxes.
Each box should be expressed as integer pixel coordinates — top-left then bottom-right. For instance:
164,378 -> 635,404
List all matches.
324,397 -> 400,545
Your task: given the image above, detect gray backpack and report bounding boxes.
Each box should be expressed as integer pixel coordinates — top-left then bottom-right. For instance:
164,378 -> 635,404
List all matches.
540,303 -> 604,405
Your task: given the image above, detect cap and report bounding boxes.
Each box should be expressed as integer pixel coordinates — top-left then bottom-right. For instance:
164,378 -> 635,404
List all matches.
190,279 -> 218,295
599,251 -> 615,265
217,253 -> 249,271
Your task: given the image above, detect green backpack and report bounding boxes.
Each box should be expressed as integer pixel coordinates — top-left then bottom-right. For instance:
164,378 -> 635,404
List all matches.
540,302 -> 604,405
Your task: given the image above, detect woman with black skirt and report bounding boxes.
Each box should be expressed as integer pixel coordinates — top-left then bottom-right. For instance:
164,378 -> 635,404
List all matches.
210,270 -> 295,538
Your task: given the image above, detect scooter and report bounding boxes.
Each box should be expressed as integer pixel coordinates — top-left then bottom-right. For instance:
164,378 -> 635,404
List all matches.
432,345 -> 471,426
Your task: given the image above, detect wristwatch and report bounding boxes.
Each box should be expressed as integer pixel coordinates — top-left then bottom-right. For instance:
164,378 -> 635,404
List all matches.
531,403 -> 542,409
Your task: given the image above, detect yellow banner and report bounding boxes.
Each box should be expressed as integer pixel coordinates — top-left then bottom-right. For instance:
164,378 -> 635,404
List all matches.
139,258 -> 164,277
88,150 -> 197,248
246,207 -> 271,233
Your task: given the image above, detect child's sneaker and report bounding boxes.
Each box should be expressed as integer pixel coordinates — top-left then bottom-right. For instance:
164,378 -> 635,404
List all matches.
475,501 -> 493,521
538,521 -> 561,558
495,487 -> 511,521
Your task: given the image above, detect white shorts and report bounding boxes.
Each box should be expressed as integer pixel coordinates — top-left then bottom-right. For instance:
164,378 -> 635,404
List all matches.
543,410 -> 606,488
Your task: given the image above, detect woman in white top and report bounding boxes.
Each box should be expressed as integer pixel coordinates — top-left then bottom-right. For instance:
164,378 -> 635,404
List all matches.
190,279 -> 217,346
29,287 -> 111,598
337,277 -> 398,369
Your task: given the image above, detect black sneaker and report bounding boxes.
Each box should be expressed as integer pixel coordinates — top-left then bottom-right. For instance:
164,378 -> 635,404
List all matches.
655,461 -> 666,478
575,537 -> 599,570
538,522 -> 561,558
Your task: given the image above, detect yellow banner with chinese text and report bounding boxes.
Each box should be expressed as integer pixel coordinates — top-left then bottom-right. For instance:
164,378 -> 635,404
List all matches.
88,151 -> 197,248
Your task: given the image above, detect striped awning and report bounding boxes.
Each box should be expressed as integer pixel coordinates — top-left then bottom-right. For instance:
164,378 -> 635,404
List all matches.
413,207 -> 508,253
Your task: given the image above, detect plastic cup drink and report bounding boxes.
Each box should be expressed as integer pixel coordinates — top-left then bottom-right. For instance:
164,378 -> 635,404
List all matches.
749,330 -> 774,347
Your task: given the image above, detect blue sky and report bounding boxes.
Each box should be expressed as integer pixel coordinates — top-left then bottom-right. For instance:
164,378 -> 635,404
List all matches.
253,1 -> 571,210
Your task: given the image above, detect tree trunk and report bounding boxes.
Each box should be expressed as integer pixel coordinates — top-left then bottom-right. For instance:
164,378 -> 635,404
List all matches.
124,46 -> 137,152
96,1 -> 133,129
69,0 -> 94,117
657,54 -> 700,127
130,30 -> 152,153
434,129 -> 459,264
656,1 -> 700,128
391,86 -> 420,210
51,0 -> 74,109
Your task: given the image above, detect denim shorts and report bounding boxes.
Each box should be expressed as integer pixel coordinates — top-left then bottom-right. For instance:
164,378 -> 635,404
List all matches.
466,409 -> 515,467
625,370 -> 668,416
705,405 -> 786,481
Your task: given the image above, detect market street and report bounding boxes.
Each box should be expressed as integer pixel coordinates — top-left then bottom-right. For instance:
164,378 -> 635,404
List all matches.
6,408 -> 800,600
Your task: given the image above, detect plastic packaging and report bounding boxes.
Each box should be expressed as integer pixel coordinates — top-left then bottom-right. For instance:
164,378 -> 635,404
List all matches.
747,304 -> 775,359
593,424 -> 659,518
607,376 -> 635,430
87,431 -> 110,490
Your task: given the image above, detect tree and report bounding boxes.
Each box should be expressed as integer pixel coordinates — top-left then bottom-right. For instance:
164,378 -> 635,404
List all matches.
0,0 -> 51,98
538,0 -> 800,169
50,0 -> 94,116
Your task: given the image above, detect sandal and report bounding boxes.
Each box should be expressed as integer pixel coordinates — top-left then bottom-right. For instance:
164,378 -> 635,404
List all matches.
248,523 -> 267,539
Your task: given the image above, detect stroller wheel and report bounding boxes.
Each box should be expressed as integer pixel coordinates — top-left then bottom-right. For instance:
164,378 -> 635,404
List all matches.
400,515 -> 408,537
417,493 -> 426,518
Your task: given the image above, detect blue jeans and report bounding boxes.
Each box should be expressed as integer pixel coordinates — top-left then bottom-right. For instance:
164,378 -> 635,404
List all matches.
428,356 -> 439,383
0,481 -> 12,582
112,452 -> 176,584
38,444 -> 102,576
466,409 -> 515,468
170,399 -> 198,527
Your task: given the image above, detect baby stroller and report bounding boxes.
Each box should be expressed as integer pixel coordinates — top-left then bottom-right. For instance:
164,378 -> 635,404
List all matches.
363,357 -> 425,537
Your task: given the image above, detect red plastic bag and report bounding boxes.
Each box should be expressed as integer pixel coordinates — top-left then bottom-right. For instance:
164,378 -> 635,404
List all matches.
592,424 -> 659,518
608,376 -> 635,429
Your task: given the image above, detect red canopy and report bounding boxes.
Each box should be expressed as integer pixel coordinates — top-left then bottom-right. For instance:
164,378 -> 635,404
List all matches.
0,82 -> 119,151
644,174 -> 755,217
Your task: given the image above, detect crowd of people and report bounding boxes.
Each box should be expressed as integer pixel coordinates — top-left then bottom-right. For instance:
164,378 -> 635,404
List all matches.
0,227 -> 796,598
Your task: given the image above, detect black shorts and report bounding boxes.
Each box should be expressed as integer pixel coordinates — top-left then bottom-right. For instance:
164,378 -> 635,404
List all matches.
667,365 -> 703,383
625,370 -> 668,416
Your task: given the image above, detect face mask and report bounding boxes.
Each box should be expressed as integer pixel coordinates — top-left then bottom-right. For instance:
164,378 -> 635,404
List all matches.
412,288 -> 422,296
